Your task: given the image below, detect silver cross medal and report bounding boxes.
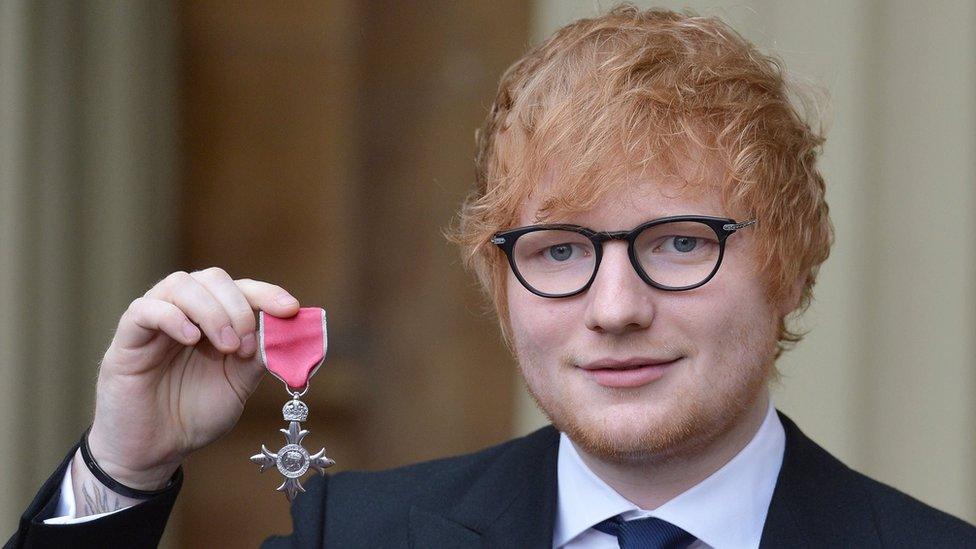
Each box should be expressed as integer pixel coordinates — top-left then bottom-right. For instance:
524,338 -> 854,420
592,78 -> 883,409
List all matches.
250,308 -> 336,502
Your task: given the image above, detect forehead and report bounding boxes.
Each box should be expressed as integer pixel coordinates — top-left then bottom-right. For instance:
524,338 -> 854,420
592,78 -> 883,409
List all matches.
516,158 -> 728,228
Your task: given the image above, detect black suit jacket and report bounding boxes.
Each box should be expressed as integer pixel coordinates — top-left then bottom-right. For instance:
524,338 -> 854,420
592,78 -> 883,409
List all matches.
7,412 -> 976,548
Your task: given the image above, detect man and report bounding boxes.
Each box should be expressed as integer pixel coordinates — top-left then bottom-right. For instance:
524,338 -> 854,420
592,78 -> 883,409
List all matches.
7,5 -> 976,548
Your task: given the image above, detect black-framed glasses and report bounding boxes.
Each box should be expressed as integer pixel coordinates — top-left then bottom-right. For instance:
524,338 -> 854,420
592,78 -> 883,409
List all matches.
491,215 -> 757,298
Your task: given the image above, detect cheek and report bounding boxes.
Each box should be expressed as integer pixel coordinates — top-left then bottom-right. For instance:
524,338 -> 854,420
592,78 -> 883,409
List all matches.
664,280 -> 737,334
507,279 -> 577,361
695,280 -> 778,370
675,269 -> 775,358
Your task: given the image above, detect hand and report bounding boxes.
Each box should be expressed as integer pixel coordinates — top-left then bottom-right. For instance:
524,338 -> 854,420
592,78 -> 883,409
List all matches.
86,268 -> 300,490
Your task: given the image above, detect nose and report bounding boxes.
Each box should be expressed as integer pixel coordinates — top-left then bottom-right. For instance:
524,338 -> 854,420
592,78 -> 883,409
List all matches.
583,241 -> 656,334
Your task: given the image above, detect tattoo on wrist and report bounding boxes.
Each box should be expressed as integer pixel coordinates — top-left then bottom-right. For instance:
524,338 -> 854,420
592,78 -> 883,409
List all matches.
81,481 -> 123,515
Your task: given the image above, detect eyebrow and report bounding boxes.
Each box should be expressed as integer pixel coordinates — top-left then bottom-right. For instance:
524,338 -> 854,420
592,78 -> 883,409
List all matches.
529,211 -> 700,227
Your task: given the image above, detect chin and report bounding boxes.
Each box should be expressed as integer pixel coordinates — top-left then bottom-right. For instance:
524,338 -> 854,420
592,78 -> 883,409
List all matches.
527,376 -> 762,465
557,400 -> 718,464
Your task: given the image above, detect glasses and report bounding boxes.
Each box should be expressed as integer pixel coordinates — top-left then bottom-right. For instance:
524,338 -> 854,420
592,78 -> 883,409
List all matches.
491,215 -> 757,298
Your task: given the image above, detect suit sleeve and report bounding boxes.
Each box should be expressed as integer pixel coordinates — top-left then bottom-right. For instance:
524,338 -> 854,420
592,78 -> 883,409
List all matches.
260,473 -> 329,548
4,443 -> 181,549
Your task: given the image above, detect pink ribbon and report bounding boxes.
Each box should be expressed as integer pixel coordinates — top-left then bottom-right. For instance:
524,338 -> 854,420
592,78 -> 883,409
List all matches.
259,307 -> 327,390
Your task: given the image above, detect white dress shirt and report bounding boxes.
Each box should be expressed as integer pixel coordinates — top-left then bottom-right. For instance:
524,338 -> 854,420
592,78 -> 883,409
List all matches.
554,400 -> 785,549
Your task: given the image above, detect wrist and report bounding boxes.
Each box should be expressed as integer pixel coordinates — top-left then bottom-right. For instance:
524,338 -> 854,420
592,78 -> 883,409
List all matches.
70,450 -> 145,517
82,426 -> 181,496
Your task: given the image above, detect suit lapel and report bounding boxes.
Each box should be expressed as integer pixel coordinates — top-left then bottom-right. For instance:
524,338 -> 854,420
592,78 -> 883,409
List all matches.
408,426 -> 560,549
759,411 -> 880,548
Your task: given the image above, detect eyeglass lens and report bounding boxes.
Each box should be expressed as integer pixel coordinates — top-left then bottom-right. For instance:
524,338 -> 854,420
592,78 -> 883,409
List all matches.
511,220 -> 721,295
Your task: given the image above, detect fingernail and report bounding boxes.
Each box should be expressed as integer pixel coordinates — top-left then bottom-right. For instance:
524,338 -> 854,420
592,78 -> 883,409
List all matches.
240,333 -> 256,356
182,321 -> 199,342
275,293 -> 298,307
221,325 -> 239,348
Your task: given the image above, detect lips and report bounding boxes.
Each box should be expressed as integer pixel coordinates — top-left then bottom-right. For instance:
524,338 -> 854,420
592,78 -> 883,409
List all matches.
579,357 -> 682,388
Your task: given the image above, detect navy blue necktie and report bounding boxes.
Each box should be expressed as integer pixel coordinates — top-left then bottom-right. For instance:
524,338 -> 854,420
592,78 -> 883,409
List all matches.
593,515 -> 697,549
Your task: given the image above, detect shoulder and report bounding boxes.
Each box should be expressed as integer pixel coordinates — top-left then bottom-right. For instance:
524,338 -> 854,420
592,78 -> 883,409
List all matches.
850,467 -> 976,545
773,411 -> 976,546
328,424 -> 556,504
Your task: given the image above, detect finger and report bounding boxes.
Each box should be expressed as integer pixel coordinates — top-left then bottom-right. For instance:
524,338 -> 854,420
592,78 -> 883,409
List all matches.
190,268 -> 258,358
151,271 -> 240,354
114,297 -> 201,351
234,278 -> 300,318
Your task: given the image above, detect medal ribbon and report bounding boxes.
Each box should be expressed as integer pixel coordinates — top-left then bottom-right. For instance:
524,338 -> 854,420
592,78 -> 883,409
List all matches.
259,307 -> 328,391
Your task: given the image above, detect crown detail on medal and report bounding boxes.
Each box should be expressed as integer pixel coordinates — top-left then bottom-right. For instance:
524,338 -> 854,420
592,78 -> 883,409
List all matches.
282,399 -> 309,422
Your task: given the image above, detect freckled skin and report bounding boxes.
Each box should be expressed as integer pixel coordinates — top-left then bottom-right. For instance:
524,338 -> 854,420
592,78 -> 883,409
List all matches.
508,173 -> 785,496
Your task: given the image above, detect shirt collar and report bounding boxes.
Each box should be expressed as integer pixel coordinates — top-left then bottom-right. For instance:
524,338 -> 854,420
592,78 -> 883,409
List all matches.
553,400 -> 785,548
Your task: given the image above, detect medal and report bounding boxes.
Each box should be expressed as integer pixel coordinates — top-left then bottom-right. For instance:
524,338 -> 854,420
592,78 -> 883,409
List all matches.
250,307 -> 335,501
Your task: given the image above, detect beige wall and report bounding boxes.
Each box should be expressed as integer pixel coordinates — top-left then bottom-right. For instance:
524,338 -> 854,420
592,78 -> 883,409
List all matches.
523,0 -> 976,523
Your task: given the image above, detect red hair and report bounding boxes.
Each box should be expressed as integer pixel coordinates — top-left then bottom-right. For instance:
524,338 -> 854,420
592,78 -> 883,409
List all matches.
451,4 -> 833,359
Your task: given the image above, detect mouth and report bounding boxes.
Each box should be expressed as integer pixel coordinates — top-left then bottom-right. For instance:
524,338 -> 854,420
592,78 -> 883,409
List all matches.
578,357 -> 682,389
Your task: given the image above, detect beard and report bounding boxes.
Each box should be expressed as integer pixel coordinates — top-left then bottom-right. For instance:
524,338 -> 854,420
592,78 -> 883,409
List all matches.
515,316 -> 778,466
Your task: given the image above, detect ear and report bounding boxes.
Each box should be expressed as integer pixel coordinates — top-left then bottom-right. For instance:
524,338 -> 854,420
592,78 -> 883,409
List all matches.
778,273 -> 807,318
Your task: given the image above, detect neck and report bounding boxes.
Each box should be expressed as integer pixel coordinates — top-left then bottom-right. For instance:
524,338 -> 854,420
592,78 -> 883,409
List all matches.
574,390 -> 771,510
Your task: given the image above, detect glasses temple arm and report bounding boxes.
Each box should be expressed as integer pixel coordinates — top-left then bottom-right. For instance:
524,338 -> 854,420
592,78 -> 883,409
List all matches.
722,219 -> 757,231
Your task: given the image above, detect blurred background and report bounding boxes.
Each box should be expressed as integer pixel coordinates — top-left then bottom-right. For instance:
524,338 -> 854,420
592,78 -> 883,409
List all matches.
0,1 -> 973,546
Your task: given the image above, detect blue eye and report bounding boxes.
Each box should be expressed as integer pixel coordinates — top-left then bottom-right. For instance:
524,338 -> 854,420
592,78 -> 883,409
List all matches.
548,244 -> 574,261
672,237 -> 698,252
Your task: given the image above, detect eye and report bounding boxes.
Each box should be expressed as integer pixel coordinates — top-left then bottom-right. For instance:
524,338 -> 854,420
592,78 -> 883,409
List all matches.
548,243 -> 575,261
671,236 -> 698,253
652,236 -> 702,254
514,230 -> 593,267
